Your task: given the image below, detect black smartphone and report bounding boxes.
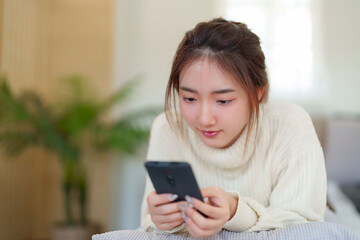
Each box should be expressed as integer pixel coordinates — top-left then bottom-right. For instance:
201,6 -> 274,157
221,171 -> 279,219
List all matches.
145,161 -> 204,202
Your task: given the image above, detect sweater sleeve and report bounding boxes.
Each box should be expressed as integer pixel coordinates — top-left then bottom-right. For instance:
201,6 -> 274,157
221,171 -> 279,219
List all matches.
224,104 -> 327,232
140,113 -> 186,233
224,146 -> 327,232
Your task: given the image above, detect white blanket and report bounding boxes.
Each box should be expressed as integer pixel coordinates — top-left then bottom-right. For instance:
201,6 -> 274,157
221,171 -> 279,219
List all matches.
92,222 -> 359,240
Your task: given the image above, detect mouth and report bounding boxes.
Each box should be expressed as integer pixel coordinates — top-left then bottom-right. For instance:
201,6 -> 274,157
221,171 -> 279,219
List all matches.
201,130 -> 220,137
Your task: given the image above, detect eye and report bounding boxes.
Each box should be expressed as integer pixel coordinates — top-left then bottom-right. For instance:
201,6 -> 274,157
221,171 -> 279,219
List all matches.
183,97 -> 197,103
217,100 -> 232,105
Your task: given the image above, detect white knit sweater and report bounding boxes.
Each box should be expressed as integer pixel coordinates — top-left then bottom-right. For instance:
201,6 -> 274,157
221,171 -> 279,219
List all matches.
141,103 -> 327,233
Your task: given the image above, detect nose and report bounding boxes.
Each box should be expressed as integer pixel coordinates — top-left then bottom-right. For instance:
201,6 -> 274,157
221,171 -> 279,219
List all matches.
199,102 -> 216,127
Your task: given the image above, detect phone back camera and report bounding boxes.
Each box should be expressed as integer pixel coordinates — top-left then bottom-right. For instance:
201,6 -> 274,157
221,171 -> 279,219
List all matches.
165,174 -> 175,187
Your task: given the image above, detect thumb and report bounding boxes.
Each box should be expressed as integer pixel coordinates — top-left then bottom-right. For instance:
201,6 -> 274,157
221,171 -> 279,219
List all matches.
200,187 -> 217,198
200,187 -> 225,207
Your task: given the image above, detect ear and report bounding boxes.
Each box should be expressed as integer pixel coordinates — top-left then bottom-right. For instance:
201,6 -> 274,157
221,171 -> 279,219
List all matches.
257,87 -> 265,101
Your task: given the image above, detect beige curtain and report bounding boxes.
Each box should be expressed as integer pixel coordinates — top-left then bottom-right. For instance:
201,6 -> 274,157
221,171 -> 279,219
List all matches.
0,0 -> 3,71
0,0 -> 114,239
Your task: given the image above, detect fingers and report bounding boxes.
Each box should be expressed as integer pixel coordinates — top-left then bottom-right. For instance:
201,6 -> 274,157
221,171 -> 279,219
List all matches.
151,211 -> 184,230
148,191 -> 183,215
180,205 -> 222,238
147,191 -> 185,231
151,201 -> 185,215
149,203 -> 185,230
154,212 -> 183,223
156,219 -> 184,231
187,196 -> 224,219
181,204 -> 222,230
201,186 -> 221,198
146,187 -> 230,235
200,187 -> 227,207
147,191 -> 178,207
186,217 -> 222,238
178,186 -> 233,238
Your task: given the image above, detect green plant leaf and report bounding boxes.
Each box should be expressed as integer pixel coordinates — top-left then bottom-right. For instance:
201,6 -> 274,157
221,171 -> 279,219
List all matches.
92,123 -> 150,154
0,75 -> 158,225
17,92 -> 79,161
115,106 -> 162,127
0,131 -> 41,156
99,75 -> 142,112
1,78 -> 11,96
0,79 -> 31,124
56,102 -> 99,141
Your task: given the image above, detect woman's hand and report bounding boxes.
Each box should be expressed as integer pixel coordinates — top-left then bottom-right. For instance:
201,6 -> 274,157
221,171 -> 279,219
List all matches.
179,186 -> 238,238
147,191 -> 186,231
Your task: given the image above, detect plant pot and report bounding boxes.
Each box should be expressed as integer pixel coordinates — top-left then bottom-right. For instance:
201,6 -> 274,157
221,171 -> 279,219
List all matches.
51,223 -> 100,240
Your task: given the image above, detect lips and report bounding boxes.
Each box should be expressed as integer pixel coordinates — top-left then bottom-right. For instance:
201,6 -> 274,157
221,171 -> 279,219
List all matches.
201,130 -> 220,137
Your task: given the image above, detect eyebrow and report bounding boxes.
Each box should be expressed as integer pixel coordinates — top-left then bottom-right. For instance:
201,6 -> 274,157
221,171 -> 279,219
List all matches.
180,86 -> 235,94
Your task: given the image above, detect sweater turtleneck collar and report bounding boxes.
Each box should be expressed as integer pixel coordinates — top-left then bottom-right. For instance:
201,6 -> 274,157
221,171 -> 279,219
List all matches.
185,105 -> 263,169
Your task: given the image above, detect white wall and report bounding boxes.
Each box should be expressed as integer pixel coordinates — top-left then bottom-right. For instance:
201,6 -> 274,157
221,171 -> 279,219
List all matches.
271,0 -> 360,116
322,0 -> 360,115
113,0 -> 226,109
111,0 -> 226,230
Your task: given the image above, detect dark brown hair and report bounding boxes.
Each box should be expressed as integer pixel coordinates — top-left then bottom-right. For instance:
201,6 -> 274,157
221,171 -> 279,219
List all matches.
165,18 -> 269,145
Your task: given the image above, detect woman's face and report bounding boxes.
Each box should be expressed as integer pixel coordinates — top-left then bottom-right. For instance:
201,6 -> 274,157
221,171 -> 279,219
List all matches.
179,57 -> 250,149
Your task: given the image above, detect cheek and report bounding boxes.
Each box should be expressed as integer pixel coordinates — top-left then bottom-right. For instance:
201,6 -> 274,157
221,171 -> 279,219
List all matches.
234,105 -> 250,126
219,104 -> 249,125
179,102 -> 196,122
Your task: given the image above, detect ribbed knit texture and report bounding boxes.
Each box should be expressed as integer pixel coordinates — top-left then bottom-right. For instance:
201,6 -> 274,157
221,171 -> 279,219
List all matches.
93,222 -> 360,240
141,103 -> 327,233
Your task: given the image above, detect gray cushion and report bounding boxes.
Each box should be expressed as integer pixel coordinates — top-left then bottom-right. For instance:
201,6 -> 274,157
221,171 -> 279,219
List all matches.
92,222 -> 359,240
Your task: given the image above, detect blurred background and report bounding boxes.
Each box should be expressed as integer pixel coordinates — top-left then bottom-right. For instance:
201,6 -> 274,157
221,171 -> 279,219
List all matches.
0,0 -> 360,239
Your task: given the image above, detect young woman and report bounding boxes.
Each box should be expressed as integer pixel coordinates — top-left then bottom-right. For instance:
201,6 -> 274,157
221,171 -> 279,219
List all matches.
141,18 -> 326,238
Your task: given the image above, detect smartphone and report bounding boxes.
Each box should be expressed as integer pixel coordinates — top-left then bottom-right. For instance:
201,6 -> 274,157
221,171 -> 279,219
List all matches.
145,161 -> 204,202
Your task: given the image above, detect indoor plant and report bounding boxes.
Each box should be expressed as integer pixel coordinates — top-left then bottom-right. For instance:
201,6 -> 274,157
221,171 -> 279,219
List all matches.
0,76 -> 158,239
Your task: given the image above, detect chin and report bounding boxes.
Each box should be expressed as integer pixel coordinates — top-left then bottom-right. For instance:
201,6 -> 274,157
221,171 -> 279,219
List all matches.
201,139 -> 226,149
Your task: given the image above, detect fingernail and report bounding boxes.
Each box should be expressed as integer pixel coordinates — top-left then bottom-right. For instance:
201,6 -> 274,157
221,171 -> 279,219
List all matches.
181,210 -> 188,220
184,195 -> 193,208
178,204 -> 185,212
168,194 -> 178,201
178,205 -> 188,220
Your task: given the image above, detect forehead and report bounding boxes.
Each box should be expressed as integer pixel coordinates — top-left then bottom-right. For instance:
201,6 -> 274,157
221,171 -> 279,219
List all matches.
179,57 -> 240,88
